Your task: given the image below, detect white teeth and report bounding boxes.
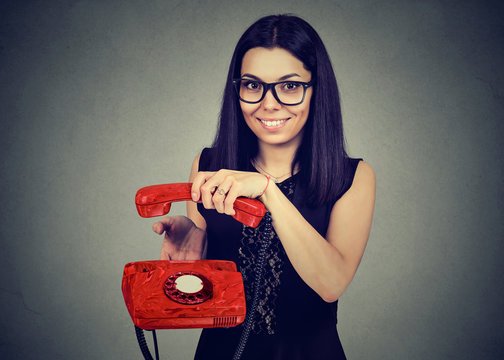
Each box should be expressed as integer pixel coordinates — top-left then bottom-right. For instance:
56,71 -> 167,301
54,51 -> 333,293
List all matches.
260,119 -> 287,126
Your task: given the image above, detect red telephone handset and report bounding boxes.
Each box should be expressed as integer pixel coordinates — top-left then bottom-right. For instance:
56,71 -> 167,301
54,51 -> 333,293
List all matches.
135,183 -> 266,228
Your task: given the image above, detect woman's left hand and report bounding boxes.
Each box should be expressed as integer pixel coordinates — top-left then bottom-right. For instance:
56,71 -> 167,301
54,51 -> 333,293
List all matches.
190,170 -> 269,216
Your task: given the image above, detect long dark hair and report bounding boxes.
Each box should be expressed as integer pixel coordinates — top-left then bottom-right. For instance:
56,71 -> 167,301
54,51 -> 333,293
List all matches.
211,14 -> 349,206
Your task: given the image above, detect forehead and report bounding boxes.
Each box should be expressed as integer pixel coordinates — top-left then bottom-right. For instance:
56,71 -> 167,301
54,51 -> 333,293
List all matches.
240,47 -> 311,81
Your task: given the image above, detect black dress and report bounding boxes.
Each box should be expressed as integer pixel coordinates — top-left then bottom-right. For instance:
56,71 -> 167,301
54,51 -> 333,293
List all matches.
194,148 -> 361,360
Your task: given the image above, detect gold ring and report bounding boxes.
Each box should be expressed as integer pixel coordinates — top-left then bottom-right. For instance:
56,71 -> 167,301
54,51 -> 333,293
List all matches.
218,188 -> 226,195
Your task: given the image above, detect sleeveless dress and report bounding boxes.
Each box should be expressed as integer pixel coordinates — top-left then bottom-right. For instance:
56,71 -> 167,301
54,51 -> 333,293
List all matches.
194,148 -> 361,360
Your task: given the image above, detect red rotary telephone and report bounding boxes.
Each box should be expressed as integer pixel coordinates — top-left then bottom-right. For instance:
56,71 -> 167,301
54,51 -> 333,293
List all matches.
122,183 -> 267,330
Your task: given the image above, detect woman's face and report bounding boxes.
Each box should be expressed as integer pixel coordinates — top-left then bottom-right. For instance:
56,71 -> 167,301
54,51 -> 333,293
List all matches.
239,47 -> 312,149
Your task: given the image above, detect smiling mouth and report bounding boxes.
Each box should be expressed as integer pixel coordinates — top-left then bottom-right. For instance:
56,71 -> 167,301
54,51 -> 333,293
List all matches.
258,118 -> 289,127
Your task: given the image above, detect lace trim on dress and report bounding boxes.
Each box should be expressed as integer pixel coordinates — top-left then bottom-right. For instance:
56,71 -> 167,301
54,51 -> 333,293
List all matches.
238,177 -> 296,335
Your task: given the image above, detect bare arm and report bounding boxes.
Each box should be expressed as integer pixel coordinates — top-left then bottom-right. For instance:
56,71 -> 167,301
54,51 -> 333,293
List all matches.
260,161 -> 376,302
191,161 -> 376,302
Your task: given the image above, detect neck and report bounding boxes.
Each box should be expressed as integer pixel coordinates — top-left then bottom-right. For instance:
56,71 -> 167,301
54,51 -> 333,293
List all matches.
255,141 -> 299,178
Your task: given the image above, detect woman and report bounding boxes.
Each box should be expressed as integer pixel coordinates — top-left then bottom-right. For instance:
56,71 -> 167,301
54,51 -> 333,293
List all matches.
153,14 -> 375,359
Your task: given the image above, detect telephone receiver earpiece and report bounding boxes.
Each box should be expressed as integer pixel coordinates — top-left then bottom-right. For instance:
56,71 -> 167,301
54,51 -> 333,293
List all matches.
135,183 -> 267,228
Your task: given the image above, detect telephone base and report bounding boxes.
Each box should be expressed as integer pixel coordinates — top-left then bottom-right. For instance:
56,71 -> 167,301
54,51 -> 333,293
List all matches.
122,260 -> 246,330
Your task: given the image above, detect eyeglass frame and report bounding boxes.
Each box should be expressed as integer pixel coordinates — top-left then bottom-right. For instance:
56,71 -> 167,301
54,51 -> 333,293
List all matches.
232,78 -> 313,106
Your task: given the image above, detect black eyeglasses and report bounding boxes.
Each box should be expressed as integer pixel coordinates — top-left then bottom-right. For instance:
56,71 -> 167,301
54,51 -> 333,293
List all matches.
232,78 -> 313,106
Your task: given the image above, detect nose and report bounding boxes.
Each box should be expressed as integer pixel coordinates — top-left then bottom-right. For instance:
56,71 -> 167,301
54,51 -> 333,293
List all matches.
262,87 -> 281,110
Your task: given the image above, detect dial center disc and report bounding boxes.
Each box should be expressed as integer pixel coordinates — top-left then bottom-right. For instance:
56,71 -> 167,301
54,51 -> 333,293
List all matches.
174,274 -> 204,293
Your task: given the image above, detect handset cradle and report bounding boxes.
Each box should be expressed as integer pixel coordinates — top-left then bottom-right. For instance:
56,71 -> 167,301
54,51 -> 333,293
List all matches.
135,183 -> 266,228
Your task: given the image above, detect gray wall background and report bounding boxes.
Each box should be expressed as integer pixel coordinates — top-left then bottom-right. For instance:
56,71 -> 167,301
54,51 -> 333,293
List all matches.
1,0 -> 503,359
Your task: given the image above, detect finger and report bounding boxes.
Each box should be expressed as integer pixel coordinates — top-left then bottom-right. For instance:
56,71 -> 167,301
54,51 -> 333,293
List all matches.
213,177 -> 234,213
200,175 -> 221,210
224,183 -> 241,216
191,171 -> 214,201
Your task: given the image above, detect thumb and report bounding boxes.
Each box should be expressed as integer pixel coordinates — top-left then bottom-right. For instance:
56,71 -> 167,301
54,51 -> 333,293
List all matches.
152,216 -> 175,235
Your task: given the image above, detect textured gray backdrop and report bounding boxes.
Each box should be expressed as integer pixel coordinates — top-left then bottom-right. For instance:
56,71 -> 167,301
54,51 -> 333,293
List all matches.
1,0 -> 503,359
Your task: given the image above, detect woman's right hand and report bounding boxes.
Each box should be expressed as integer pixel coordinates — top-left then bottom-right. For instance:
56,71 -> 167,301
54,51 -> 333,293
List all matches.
152,216 -> 207,260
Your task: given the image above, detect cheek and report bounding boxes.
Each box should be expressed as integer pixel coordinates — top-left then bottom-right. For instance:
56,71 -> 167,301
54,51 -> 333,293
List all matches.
291,102 -> 311,119
297,95 -> 312,118
240,103 -> 260,118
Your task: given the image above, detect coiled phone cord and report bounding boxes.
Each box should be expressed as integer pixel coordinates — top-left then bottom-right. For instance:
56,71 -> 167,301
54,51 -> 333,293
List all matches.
134,212 -> 273,360
134,326 -> 159,360
232,211 -> 273,360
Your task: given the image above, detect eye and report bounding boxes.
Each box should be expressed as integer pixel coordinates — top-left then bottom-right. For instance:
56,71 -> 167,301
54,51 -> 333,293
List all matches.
243,80 -> 262,91
280,82 -> 301,91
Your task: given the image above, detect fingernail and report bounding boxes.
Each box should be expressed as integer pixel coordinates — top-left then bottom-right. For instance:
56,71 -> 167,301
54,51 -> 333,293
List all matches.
192,192 -> 198,201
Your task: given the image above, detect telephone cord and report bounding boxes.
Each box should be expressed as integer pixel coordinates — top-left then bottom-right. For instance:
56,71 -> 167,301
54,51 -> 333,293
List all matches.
232,212 -> 273,360
134,326 -> 159,360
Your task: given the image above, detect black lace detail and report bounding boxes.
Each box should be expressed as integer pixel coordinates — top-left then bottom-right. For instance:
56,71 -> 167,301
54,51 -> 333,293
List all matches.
238,177 -> 296,335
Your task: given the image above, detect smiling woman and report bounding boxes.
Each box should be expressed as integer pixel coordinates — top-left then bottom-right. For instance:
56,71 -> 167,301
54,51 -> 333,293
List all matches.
152,14 -> 376,360
238,47 -> 313,151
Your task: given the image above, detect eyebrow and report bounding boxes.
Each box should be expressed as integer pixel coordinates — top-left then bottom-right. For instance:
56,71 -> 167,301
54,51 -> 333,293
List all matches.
241,73 -> 302,81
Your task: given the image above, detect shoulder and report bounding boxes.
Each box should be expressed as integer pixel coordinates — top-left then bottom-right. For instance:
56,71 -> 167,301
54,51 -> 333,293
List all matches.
191,152 -> 202,170
196,147 -> 218,172
190,148 -> 210,179
355,161 -> 375,186
338,160 -> 375,205
328,157 -> 373,205
190,147 -> 218,180
190,147 -> 213,171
